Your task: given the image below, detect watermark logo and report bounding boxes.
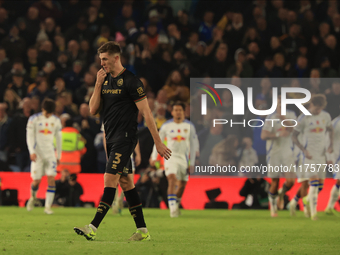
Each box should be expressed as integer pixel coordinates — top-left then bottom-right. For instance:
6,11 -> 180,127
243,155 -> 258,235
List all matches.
197,82 -> 222,115
200,84 -> 312,116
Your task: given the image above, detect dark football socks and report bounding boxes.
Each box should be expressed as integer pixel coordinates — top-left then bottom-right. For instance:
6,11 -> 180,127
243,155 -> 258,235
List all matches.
91,187 -> 116,228
124,188 -> 146,228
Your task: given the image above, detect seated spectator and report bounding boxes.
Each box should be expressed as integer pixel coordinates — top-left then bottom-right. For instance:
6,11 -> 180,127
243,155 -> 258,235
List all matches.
63,60 -> 83,92
162,70 -> 189,102
66,174 -> 83,207
238,137 -> 258,176
227,48 -> 253,78
209,135 -> 239,173
7,71 -> 29,99
54,169 -> 70,206
3,89 -> 21,117
8,98 -> 32,172
232,178 -> 269,209
0,103 -> 12,162
29,79 -> 54,103
256,56 -> 283,77
326,82 -> 340,119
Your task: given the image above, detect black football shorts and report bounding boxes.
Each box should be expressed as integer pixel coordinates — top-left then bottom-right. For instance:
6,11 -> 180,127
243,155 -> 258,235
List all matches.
105,139 -> 137,176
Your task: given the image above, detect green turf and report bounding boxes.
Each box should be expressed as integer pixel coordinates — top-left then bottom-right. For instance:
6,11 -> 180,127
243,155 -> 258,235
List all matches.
0,207 -> 340,255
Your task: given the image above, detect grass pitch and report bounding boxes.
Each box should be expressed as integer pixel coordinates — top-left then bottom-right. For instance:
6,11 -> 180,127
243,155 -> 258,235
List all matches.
0,207 -> 339,255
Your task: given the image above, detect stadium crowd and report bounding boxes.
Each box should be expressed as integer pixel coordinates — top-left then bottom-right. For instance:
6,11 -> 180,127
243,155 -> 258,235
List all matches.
1,0 -> 340,183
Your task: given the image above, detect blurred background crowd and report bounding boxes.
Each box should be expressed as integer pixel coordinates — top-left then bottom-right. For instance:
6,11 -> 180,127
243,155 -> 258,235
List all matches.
1,0 -> 340,185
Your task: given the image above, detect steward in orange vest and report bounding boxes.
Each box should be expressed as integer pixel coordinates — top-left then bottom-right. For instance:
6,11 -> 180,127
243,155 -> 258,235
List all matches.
57,119 -> 87,174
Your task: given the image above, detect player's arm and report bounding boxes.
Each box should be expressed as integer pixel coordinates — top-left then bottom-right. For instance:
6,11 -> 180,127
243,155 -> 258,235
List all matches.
26,116 -> 37,162
326,124 -> 334,153
260,129 -> 280,140
89,68 -> 106,115
292,129 -> 311,159
136,99 -> 171,159
55,119 -> 62,164
150,124 -> 166,165
260,118 -> 279,140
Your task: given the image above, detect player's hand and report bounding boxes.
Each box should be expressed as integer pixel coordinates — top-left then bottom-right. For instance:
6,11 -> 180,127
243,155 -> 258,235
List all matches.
57,159 -> 60,165
304,150 -> 312,159
30,153 -> 37,162
135,153 -> 141,167
96,68 -> 107,85
188,166 -> 195,175
155,142 -> 172,160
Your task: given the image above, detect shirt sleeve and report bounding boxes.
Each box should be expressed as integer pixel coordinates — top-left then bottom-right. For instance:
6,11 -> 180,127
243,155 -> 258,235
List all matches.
55,118 -> 62,160
262,116 -> 274,132
26,116 -> 36,155
190,124 -> 199,166
128,77 -> 146,103
294,114 -> 306,134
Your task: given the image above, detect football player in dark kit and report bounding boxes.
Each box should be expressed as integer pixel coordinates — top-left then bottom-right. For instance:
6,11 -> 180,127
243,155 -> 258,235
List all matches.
74,41 -> 171,241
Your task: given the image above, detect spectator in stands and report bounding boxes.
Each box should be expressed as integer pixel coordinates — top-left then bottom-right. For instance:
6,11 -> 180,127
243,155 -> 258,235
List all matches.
198,10 -> 215,43
326,82 -> 340,119
227,48 -> 253,77
319,57 -> 338,78
8,97 -> 32,171
30,95 -> 40,114
74,104 -> 99,173
1,25 -> 26,60
54,169 -> 70,206
38,40 -> 55,64
209,135 -> 240,173
65,16 -> 93,44
24,46 -> 42,83
94,130 -> 106,173
66,174 -> 83,207
162,70 -> 189,102
75,72 -> 95,105
0,103 -> 12,162
3,89 -> 21,117
7,71 -> 29,99
55,51 -> 71,74
207,42 -> 230,77
29,79 -> 53,103
198,123 -> 224,167
287,55 -> 310,78
63,60 -> 83,92
32,0 -> 62,22
256,56 -> 283,77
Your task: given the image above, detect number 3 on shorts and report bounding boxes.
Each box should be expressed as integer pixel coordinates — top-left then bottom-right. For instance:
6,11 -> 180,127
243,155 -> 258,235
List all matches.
111,153 -> 122,169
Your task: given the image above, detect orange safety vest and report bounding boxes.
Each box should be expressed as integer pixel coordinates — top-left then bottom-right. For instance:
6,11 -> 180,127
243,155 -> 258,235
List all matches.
57,127 -> 87,174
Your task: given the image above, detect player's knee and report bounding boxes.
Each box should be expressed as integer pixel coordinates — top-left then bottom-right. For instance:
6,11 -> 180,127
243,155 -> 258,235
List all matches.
104,173 -> 120,188
119,177 -> 134,191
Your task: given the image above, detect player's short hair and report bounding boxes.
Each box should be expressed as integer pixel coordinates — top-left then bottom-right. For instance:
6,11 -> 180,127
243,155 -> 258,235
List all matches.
310,94 -> 327,108
172,101 -> 185,111
97,41 -> 121,55
42,98 -> 56,114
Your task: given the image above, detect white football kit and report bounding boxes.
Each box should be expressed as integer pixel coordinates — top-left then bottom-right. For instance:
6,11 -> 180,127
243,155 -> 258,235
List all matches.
262,110 -> 297,178
151,119 -> 199,181
330,116 -> 340,179
294,111 -> 332,180
26,113 -> 62,180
